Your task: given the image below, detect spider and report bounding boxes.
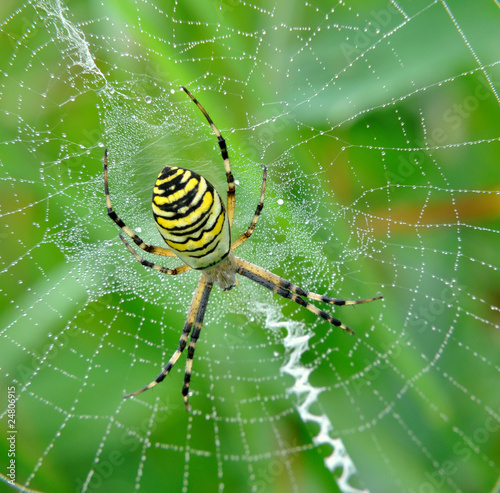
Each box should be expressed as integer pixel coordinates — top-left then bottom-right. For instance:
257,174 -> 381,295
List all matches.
104,86 -> 382,410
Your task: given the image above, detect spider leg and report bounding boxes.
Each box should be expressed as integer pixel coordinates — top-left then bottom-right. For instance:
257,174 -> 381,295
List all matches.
104,149 -> 176,257
119,234 -> 192,276
236,257 -> 382,306
124,276 -> 210,399
235,257 -> 382,334
180,86 -> 236,227
181,278 -> 213,411
231,166 -> 267,251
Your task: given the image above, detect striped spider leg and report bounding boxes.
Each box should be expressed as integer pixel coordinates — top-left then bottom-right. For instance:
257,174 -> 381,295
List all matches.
104,86 -> 382,410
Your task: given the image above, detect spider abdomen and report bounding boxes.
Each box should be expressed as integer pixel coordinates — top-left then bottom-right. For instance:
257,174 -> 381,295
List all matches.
152,166 -> 231,270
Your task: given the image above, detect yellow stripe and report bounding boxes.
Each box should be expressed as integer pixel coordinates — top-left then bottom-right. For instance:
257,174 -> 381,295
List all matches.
153,179 -> 208,215
165,212 -> 225,252
155,168 -> 182,186
154,190 -> 214,230
154,176 -> 206,210
153,176 -> 198,205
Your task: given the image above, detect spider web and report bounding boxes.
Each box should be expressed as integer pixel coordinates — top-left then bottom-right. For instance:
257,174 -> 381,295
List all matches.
1,1 -> 500,492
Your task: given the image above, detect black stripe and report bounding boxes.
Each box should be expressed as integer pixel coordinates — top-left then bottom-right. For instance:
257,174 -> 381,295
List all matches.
159,208 -> 213,237
156,170 -> 193,196
107,209 -> 126,228
185,236 -> 221,254
153,192 -> 211,222
156,190 -> 215,234
165,210 -> 224,249
192,246 -> 230,266
155,183 -> 201,211
154,182 -> 214,219
156,166 -> 181,180
153,192 -> 213,229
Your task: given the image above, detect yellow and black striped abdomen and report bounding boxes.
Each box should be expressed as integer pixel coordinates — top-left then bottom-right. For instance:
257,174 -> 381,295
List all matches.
152,166 -> 231,270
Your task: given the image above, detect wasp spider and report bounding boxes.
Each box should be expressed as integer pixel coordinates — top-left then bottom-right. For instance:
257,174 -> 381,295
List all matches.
104,86 -> 382,410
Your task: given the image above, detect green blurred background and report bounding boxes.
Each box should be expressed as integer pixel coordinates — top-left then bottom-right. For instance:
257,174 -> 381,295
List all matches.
1,1 -> 499,492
